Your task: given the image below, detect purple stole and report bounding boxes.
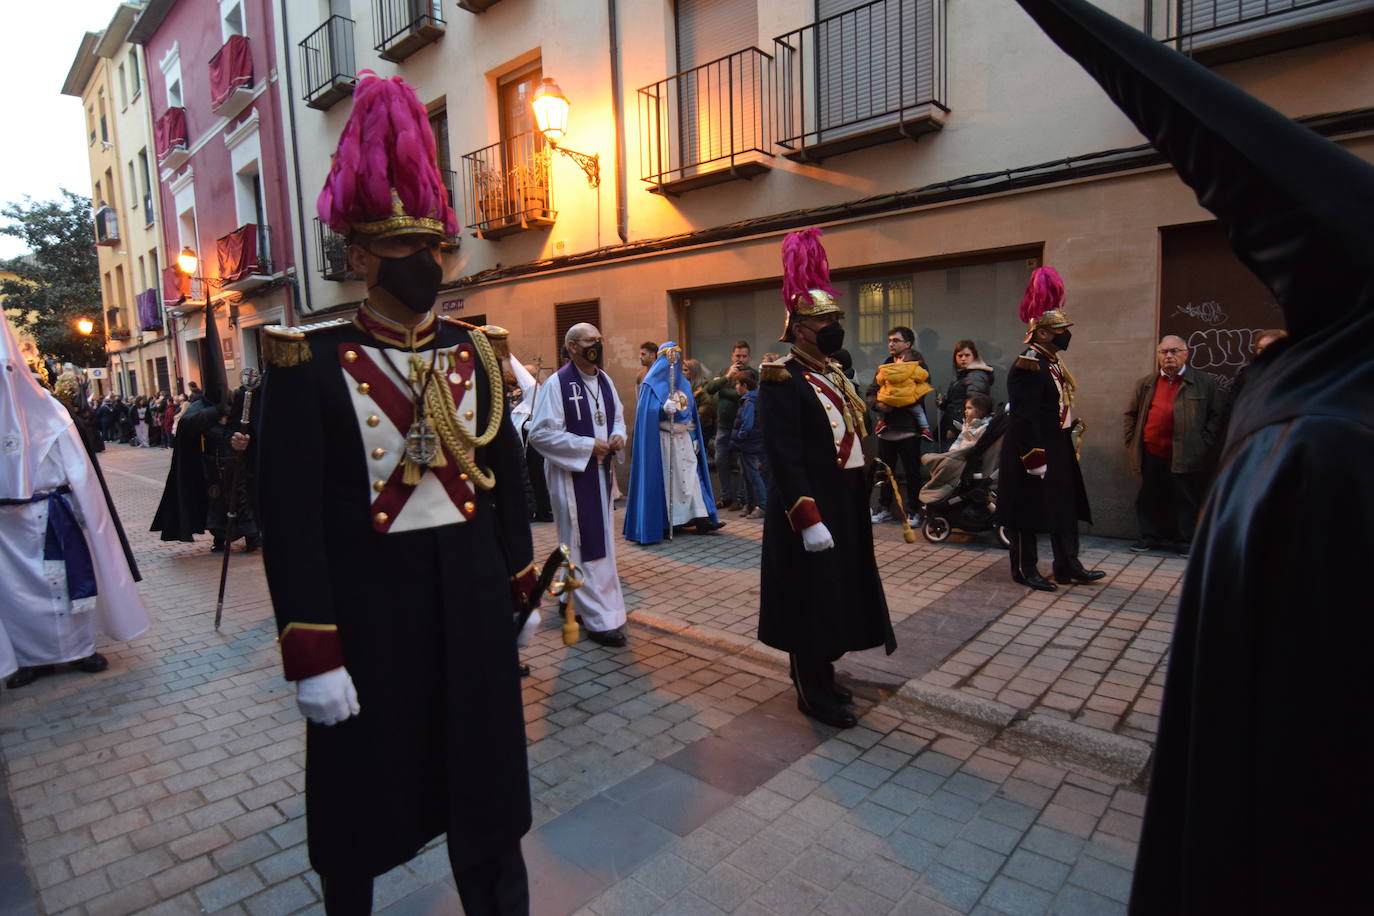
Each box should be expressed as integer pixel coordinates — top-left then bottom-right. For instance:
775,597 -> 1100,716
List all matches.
556,363 -> 616,561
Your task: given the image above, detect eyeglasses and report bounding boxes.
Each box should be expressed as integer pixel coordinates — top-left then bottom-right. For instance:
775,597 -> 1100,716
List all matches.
573,337 -> 601,346
1157,348 -> 1185,355
887,338 -> 906,345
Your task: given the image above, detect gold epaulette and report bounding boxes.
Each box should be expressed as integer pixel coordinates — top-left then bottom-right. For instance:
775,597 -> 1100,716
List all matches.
439,317 -> 511,362
262,317 -> 351,368
1014,350 -> 1041,372
760,355 -> 792,384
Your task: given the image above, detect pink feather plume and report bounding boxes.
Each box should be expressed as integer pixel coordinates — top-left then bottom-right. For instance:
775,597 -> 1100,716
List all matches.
317,72 -> 458,237
1018,266 -> 1065,324
781,228 -> 837,309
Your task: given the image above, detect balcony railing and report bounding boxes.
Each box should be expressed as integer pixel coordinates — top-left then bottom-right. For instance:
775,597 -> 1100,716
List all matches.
315,218 -> 359,281
461,131 -> 555,240
109,327 -> 132,341
638,47 -> 774,195
94,206 -> 120,246
155,107 -> 190,170
300,15 -> 357,109
774,0 -> 947,162
143,192 -> 155,227
373,0 -> 445,63
1145,0 -> 1374,62
209,34 -> 255,120
217,223 -> 274,291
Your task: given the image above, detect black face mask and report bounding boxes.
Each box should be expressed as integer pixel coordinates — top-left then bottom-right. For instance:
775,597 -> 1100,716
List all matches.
371,246 -> 442,315
1051,329 -> 1072,351
579,344 -> 603,366
815,322 -> 846,356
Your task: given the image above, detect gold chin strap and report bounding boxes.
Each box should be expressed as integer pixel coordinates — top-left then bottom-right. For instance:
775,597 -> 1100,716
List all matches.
402,328 -> 506,489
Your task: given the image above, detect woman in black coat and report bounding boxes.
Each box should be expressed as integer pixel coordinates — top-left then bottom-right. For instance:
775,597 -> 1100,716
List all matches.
937,339 -> 994,448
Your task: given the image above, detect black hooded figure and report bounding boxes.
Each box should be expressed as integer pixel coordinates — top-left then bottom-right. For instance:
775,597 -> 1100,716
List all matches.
1010,0 -> 1374,912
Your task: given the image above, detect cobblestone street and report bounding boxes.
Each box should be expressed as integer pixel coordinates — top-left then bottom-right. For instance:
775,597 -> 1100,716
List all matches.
0,444 -> 1186,915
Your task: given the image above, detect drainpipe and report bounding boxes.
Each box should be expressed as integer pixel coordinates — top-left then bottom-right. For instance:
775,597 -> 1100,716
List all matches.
608,0 -> 628,243
279,0 -> 311,321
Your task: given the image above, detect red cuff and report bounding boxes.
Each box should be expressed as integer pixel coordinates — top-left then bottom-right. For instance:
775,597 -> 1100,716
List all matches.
510,563 -> 537,614
786,497 -> 822,533
279,624 -> 345,682
1020,448 -> 1047,471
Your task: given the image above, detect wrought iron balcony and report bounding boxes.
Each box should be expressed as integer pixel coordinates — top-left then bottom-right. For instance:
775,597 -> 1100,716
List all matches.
315,218 -> 359,282
217,223 -> 274,292
109,327 -> 133,341
155,107 -> 190,170
461,131 -> 555,240
638,47 -> 774,195
300,15 -> 357,109
209,34 -> 255,120
373,0 -> 444,63
774,0 -> 948,163
94,206 -> 120,246
1144,0 -> 1374,63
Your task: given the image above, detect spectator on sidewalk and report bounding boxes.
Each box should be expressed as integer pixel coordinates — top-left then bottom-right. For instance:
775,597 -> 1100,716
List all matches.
704,340 -> 753,509
938,340 -> 995,448
920,394 -> 994,505
865,327 -> 932,526
634,340 -> 658,395
731,369 -> 766,518
95,395 -> 114,442
1123,335 -> 1225,556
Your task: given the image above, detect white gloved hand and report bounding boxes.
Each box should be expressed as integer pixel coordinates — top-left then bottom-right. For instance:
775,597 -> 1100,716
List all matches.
296,667 -> 360,726
1028,465 -> 1047,478
801,522 -> 835,552
516,608 -> 540,648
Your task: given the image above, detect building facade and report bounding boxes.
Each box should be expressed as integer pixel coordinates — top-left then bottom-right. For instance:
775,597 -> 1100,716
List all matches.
270,0 -> 1372,535
130,0 -> 298,390
62,1 -> 176,398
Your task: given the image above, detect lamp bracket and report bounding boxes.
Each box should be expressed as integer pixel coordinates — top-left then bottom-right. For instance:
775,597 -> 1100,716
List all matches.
550,142 -> 600,188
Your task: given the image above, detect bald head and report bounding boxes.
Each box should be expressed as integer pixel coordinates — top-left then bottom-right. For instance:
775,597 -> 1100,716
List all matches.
1157,335 -> 1188,376
565,323 -> 604,373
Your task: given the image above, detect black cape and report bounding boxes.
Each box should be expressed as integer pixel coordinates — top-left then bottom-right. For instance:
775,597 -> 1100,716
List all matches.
1010,0 -> 1374,911
257,320 -> 534,878
757,356 -> 895,657
149,398 -> 217,542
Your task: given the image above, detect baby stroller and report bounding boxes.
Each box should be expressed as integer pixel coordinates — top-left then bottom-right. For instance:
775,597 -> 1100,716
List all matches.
921,404 -> 1011,548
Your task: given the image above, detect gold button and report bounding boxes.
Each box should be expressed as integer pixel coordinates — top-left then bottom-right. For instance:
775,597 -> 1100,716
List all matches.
831,421 -> 839,428
460,472 -> 469,481
373,480 -> 386,493
464,379 -> 473,390
459,350 -> 471,361
372,448 -> 386,459
344,350 -> 358,363
464,410 -> 474,420
367,415 -> 380,427
826,403 -> 834,410
357,382 -> 370,395
374,511 -> 389,524
836,458 -> 843,466
463,500 -> 476,514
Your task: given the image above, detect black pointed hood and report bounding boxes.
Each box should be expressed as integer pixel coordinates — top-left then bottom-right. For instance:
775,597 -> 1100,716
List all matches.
1012,0 -> 1374,441
201,302 -> 232,410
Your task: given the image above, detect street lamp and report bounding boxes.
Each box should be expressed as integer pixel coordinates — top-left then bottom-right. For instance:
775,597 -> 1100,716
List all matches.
75,317 -> 95,336
531,78 -> 600,188
177,246 -> 199,276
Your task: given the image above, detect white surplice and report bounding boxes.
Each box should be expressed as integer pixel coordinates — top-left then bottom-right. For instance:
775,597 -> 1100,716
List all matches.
660,418 -> 709,526
528,368 -> 627,632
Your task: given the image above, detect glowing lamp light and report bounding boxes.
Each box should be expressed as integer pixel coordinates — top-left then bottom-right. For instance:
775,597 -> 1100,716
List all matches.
532,78 -> 569,143
176,246 -> 199,276
75,317 -> 95,335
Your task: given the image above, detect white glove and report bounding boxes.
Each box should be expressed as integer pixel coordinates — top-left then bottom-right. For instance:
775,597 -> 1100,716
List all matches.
517,608 -> 540,648
296,667 -> 360,726
663,392 -> 688,414
1028,465 -> 1047,478
801,522 -> 835,552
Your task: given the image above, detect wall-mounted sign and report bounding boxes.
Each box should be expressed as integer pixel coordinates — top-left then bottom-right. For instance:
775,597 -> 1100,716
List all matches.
439,297 -> 465,313
89,368 -> 107,379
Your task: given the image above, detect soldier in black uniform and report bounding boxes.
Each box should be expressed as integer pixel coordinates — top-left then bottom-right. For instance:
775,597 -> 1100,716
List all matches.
757,229 -> 896,730
996,267 -> 1105,591
257,73 -> 537,916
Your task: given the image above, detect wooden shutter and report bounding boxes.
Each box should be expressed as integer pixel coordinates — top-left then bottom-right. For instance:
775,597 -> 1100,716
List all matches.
554,300 -> 602,365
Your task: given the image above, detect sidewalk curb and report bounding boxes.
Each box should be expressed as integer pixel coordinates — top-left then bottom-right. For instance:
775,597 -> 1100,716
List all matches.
892,678 -> 1152,782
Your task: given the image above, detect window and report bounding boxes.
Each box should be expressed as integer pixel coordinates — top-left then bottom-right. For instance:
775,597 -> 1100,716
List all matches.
129,49 -> 141,99
162,48 -> 184,109
128,162 -> 139,209
138,150 -> 153,225
105,168 -> 116,209
118,64 -> 128,110
94,180 -> 103,207
855,278 -> 914,356
222,0 -> 246,39
87,106 -> 96,144
138,255 -> 146,290
428,102 -> 454,214
114,265 -> 128,308
554,300 -> 601,365
150,250 -> 160,292
99,92 -> 109,143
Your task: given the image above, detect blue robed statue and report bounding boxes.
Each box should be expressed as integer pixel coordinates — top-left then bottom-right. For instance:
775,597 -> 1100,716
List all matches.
623,342 -> 723,542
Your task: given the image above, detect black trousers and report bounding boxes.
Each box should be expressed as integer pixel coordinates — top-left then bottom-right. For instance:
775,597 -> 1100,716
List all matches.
1007,526 -> 1084,581
874,436 -> 922,515
321,840 -> 529,916
525,446 -> 552,520
1136,451 -> 1205,544
789,652 -> 842,711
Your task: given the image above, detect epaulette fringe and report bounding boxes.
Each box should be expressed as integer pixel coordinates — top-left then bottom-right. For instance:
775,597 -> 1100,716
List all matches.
1014,354 -> 1041,372
440,316 -> 511,362
760,360 -> 790,384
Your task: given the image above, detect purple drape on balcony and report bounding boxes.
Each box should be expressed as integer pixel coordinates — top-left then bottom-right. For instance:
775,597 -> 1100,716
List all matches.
136,288 -> 162,332
209,35 -> 254,109
217,224 -> 260,282
155,108 -> 188,162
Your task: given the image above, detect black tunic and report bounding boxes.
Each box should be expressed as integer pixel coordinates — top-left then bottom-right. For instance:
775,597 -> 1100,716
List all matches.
150,398 -> 216,542
757,356 -> 895,657
257,319 -> 534,879
994,348 -> 1089,533
1009,0 -> 1374,911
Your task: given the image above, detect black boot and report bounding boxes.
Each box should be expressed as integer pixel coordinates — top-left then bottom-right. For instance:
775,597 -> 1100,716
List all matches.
5,665 -> 54,689
790,655 -> 856,729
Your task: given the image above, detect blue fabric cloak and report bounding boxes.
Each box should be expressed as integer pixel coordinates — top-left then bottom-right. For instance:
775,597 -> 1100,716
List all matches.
623,343 -> 717,544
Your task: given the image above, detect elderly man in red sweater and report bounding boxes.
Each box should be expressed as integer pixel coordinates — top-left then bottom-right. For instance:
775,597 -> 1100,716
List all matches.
1123,335 -> 1226,556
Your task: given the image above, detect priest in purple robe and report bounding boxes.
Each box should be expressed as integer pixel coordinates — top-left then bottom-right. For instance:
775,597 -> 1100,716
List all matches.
528,323 -> 630,647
